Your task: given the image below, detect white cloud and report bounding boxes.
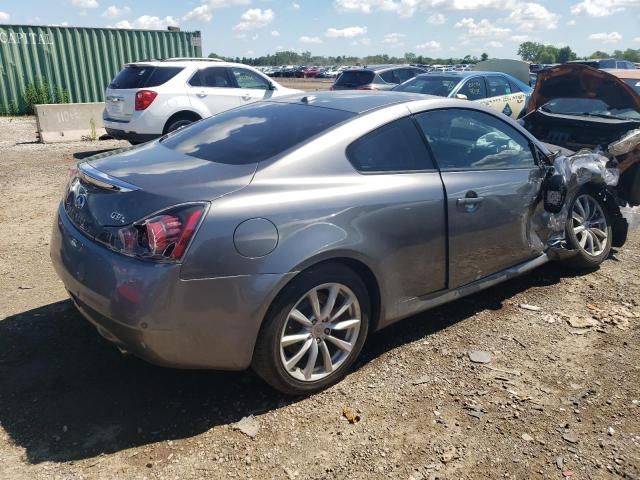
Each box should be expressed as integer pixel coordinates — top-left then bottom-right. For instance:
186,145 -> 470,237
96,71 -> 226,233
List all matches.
382,32 -> 405,46
487,40 -> 503,47
506,2 -> 559,31
205,0 -> 250,7
235,33 -> 247,39
335,0 -> 518,17
325,26 -> 368,38
570,0 -> 640,17
454,17 -> 510,43
300,35 -> 323,44
567,19 -> 576,25
291,2 -> 301,9
588,31 -> 623,43
427,13 -> 446,24
232,8 -> 274,31
114,15 -> 179,30
511,34 -> 530,42
183,5 -> 212,22
634,36 -> 640,43
415,40 -> 442,50
70,0 -> 99,7
102,5 -> 130,18
0,11 -> 10,22
271,30 -> 280,36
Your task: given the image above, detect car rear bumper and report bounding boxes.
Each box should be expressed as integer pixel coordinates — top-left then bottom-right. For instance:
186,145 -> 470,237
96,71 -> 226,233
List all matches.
104,126 -> 159,144
50,204 -> 294,370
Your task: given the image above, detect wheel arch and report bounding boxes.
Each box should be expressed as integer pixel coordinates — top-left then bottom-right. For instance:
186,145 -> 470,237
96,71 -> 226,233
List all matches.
162,110 -> 203,134
259,255 -> 383,342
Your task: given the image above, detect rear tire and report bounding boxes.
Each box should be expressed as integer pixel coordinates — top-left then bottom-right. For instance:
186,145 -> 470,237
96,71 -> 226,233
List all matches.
252,263 -> 370,395
563,190 -> 612,269
165,117 -> 195,134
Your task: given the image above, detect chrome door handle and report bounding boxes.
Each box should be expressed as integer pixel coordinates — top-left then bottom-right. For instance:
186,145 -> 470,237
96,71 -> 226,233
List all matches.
197,91 -> 207,98
241,95 -> 252,101
457,197 -> 484,206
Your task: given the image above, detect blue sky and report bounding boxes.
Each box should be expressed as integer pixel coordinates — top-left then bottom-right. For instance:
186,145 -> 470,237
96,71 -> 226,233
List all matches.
1,0 -> 639,58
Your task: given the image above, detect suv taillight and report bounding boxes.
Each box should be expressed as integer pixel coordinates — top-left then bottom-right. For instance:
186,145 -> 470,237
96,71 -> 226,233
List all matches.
115,203 -> 208,262
135,90 -> 158,111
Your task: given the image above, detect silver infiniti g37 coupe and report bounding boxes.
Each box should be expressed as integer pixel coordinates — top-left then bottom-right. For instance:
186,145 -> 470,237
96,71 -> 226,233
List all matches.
51,91 -> 626,394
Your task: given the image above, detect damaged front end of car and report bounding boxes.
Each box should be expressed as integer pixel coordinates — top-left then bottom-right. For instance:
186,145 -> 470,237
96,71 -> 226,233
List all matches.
519,64 -> 640,262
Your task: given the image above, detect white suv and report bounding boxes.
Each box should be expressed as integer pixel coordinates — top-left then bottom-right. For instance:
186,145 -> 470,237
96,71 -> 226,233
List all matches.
103,58 -> 302,144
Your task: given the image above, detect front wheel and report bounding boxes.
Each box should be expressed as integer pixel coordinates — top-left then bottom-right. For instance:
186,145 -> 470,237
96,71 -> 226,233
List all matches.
563,191 -> 612,268
252,264 -> 370,395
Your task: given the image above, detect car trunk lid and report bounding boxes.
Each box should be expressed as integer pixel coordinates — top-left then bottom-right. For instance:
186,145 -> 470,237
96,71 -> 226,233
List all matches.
64,142 -> 256,240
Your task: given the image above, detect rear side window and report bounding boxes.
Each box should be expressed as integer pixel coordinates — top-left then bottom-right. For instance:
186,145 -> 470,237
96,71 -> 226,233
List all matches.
162,103 -> 354,165
347,117 -> 434,173
336,71 -> 375,87
109,66 -> 182,89
231,67 -> 270,89
599,59 -> 616,68
486,76 -> 512,97
189,67 -> 234,88
458,77 -> 487,100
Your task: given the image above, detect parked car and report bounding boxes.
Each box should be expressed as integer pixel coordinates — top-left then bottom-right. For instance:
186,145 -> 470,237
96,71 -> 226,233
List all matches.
568,59 -> 637,70
52,91 -> 636,395
330,65 -> 426,91
393,71 -> 532,119
604,68 -> 640,95
103,59 -> 302,144
303,67 -> 321,78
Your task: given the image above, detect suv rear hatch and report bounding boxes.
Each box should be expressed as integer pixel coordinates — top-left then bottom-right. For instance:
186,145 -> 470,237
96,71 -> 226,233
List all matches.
105,64 -> 183,121
332,70 -> 376,90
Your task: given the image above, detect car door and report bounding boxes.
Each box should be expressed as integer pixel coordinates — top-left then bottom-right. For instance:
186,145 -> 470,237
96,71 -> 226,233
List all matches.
186,66 -> 241,115
455,76 -> 488,102
414,108 -> 544,289
230,67 -> 274,103
480,75 -> 527,119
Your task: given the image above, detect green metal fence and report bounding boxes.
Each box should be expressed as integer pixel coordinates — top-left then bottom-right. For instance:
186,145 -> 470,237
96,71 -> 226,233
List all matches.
0,24 -> 202,114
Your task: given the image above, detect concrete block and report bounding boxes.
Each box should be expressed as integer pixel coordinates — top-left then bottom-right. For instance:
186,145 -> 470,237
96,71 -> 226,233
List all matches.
34,103 -> 106,143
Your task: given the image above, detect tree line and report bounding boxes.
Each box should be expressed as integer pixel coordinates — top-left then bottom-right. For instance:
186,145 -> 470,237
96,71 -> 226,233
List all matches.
517,41 -> 640,64
209,43 -> 640,67
208,51 -> 489,67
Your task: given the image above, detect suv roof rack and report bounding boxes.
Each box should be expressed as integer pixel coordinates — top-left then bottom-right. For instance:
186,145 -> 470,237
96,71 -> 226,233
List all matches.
161,57 -> 224,62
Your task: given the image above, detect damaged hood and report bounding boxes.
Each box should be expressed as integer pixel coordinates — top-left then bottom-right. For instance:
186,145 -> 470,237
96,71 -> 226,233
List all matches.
527,64 -> 640,114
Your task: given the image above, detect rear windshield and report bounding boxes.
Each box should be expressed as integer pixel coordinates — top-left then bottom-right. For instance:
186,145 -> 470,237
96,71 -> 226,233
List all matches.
109,66 -> 183,89
394,76 -> 461,96
335,71 -> 375,87
161,102 -> 354,165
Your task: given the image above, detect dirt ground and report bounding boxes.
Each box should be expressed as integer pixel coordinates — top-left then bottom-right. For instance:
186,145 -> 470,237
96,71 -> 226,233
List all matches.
0,116 -> 639,480
277,78 -> 333,91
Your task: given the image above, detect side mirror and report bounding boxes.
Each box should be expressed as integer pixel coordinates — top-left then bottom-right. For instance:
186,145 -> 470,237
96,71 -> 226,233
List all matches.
455,93 -> 468,100
268,82 -> 276,91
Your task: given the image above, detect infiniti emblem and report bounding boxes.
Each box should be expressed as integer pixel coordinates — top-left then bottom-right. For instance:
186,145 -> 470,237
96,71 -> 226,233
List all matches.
71,180 -> 88,210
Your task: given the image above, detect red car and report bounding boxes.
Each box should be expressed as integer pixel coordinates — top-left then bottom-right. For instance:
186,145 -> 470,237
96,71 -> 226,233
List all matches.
303,67 -> 321,78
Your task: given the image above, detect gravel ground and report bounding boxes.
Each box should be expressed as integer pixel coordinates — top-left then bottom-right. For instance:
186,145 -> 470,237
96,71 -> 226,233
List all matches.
0,117 -> 639,480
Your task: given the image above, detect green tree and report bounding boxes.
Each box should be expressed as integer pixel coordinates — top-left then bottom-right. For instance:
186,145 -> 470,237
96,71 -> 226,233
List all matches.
517,41 -> 545,62
480,52 -> 489,61
537,50 -> 556,64
590,50 -> 609,59
556,46 -> 577,63
621,48 -> 640,62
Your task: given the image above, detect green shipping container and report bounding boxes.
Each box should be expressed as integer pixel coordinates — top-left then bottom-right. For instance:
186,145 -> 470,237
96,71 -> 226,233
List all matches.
0,24 -> 202,114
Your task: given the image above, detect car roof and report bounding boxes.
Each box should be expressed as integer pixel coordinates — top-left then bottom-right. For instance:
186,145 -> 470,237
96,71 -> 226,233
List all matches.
416,71 -> 512,78
268,91 -> 431,114
604,69 -> 640,79
125,59 -> 252,69
346,65 -> 416,73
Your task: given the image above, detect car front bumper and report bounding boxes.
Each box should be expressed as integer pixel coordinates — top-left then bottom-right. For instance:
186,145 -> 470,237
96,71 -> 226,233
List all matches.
50,204 -> 294,370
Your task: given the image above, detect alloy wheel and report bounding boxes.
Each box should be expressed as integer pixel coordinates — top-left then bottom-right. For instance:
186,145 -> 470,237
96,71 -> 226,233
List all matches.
279,283 -> 361,382
571,194 -> 608,257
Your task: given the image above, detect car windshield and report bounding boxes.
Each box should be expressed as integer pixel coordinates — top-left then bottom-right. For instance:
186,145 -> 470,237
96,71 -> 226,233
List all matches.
622,78 -> 640,95
161,102 -> 354,164
540,97 -> 640,121
393,76 -> 461,97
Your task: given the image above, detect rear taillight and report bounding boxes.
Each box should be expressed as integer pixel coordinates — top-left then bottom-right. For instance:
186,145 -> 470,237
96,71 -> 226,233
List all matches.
356,84 -> 377,90
115,203 -> 208,262
135,90 -> 158,111
63,165 -> 79,200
